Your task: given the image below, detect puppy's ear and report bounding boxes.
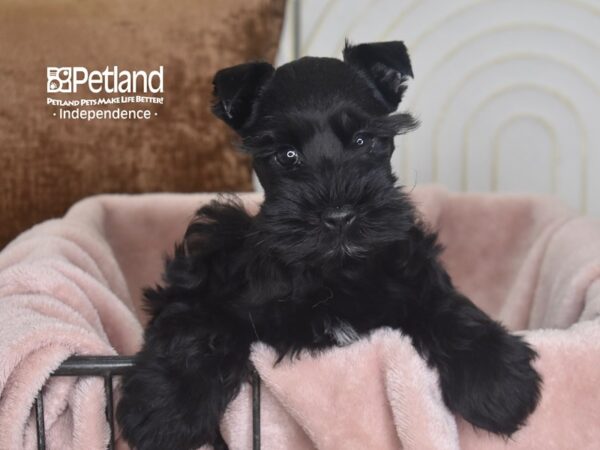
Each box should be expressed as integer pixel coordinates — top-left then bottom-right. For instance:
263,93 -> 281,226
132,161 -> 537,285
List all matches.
212,62 -> 274,131
343,41 -> 413,113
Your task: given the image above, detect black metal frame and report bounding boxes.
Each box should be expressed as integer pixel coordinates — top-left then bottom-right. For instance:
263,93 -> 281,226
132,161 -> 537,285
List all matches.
35,356 -> 261,450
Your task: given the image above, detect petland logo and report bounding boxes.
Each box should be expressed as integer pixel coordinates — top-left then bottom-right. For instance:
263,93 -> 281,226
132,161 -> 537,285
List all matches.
46,65 -> 165,120
47,66 -> 164,94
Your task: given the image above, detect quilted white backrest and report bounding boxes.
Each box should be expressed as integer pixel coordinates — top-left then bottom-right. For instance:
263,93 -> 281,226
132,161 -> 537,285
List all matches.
273,0 -> 600,216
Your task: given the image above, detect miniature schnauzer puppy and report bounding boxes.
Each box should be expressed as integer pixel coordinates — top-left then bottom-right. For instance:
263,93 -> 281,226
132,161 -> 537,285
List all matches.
117,41 -> 541,450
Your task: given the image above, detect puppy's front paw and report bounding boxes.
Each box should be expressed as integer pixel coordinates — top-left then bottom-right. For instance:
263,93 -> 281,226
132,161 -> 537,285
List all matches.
116,384 -> 171,450
116,363 -> 226,450
441,332 -> 542,436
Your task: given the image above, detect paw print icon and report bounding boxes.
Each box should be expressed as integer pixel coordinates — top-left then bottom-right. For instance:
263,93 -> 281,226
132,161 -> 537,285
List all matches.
47,67 -> 72,93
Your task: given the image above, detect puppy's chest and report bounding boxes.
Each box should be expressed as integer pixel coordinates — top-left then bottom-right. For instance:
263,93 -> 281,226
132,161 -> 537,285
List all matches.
254,283 -> 388,348
242,265 -> 414,350
258,298 -> 363,349
326,319 -> 361,346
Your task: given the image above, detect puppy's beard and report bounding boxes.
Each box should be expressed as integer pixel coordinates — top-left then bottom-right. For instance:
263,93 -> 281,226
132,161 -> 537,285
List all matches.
321,235 -> 369,261
340,241 -> 368,258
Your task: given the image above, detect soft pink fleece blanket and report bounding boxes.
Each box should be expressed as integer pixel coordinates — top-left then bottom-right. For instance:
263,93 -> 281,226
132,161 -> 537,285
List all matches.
1,186 -> 599,450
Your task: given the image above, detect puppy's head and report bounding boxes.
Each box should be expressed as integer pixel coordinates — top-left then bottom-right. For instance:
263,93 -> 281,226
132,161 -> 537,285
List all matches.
212,41 -> 418,265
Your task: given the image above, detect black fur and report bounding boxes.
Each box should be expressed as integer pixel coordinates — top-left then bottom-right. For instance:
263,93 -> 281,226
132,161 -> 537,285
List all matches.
117,41 -> 541,450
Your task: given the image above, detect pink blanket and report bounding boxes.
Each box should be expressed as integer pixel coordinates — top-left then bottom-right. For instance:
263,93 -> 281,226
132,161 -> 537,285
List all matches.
1,186 -> 599,449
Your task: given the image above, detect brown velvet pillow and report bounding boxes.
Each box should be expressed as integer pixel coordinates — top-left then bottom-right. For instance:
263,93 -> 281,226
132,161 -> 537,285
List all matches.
0,0 -> 285,248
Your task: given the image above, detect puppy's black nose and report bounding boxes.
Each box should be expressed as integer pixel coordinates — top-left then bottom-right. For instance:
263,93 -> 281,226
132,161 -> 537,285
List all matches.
322,206 -> 356,230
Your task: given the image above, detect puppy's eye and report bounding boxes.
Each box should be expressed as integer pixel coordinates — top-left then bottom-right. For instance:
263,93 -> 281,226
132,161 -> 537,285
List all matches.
274,147 -> 300,168
351,132 -> 373,148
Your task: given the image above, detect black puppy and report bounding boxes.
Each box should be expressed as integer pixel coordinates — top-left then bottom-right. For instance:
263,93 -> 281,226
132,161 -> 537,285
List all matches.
117,41 -> 541,450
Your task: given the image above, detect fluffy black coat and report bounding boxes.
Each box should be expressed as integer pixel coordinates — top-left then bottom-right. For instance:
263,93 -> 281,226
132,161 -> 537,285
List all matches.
117,41 -> 541,450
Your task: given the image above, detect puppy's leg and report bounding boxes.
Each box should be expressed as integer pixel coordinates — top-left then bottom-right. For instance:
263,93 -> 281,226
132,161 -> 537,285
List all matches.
116,303 -> 249,450
396,232 -> 541,436
408,291 -> 541,435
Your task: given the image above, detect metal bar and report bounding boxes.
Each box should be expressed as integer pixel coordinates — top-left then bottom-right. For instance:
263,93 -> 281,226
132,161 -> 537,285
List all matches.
104,375 -> 115,450
252,368 -> 261,450
52,356 -> 135,376
35,392 -> 46,450
40,356 -> 263,449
